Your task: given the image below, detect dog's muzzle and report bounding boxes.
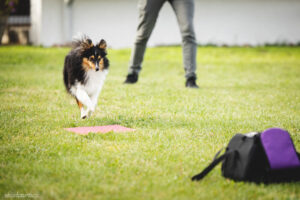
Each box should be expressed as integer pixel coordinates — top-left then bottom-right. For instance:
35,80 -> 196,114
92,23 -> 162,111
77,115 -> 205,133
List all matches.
95,63 -> 100,71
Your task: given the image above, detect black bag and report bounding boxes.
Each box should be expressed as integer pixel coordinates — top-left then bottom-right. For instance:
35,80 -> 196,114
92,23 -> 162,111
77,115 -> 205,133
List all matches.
191,128 -> 300,183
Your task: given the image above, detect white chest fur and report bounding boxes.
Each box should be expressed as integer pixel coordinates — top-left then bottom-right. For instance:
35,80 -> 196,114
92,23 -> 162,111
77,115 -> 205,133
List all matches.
84,69 -> 108,96
70,69 -> 108,97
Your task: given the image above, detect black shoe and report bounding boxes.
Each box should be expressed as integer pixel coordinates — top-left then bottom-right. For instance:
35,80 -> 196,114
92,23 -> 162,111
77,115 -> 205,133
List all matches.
185,77 -> 199,88
124,72 -> 138,84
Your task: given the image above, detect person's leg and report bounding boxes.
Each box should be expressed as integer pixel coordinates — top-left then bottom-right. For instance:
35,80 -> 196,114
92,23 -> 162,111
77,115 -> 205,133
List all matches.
169,0 -> 198,86
125,0 -> 166,83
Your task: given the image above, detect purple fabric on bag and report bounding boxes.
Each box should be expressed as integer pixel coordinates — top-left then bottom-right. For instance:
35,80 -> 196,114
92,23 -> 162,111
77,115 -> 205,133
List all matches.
260,128 -> 300,169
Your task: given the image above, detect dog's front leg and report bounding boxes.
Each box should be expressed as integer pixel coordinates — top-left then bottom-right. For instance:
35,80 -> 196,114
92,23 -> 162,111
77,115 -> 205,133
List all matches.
75,88 -> 94,119
88,91 -> 101,118
76,98 -> 88,119
90,79 -> 106,114
90,92 -> 100,112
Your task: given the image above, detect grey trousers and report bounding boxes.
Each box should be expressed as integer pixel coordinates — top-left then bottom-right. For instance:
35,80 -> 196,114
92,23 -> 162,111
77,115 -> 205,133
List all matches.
128,0 -> 197,79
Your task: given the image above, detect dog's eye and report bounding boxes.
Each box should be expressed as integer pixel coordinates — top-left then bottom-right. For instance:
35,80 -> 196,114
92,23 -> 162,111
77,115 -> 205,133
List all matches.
89,56 -> 95,60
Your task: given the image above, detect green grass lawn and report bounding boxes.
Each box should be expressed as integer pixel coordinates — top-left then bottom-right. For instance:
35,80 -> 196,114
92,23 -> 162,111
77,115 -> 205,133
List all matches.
0,45 -> 300,200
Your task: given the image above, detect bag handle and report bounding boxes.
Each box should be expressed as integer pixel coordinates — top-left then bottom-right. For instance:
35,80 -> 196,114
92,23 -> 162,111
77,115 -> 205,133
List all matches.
191,149 -> 233,181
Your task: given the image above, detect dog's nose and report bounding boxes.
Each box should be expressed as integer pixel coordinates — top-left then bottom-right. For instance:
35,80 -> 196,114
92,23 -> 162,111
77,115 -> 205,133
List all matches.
96,68 -> 99,71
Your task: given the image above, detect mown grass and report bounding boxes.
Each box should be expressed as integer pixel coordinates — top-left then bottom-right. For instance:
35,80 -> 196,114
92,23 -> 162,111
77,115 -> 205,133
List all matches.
0,45 -> 299,200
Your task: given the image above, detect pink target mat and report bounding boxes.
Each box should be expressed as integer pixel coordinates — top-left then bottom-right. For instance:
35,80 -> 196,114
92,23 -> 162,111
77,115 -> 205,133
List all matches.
65,125 -> 135,135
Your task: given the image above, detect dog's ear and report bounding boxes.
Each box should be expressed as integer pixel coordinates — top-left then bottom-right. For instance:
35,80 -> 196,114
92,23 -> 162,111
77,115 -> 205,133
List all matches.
86,39 -> 93,47
82,38 -> 94,50
72,36 -> 94,51
98,39 -> 107,50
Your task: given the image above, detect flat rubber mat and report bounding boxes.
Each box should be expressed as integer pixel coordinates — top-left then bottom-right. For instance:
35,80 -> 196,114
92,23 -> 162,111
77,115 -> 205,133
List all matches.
65,125 -> 135,135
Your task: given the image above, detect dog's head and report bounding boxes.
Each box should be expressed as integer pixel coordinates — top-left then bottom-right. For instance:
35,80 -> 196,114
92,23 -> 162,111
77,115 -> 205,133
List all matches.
74,37 -> 109,72
95,39 -> 109,71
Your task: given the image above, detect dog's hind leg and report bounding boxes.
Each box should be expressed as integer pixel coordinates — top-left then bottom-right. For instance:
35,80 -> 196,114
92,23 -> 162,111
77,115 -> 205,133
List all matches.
75,88 -> 94,118
76,98 -> 88,119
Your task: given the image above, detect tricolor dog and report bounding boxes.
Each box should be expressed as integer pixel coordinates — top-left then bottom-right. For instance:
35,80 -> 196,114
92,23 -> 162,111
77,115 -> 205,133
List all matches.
63,36 -> 109,119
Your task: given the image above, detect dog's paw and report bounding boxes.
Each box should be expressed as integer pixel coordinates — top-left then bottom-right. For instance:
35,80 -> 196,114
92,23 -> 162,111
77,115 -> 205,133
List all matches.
81,112 -> 87,119
83,106 -> 94,118
87,109 -> 93,118
81,108 -> 88,119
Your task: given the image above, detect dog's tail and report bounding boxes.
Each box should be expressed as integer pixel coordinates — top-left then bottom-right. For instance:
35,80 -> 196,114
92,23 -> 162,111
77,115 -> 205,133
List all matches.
71,34 -> 94,53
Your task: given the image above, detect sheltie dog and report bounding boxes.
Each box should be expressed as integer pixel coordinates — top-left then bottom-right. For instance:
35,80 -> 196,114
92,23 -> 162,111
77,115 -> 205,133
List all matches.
63,36 -> 109,119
